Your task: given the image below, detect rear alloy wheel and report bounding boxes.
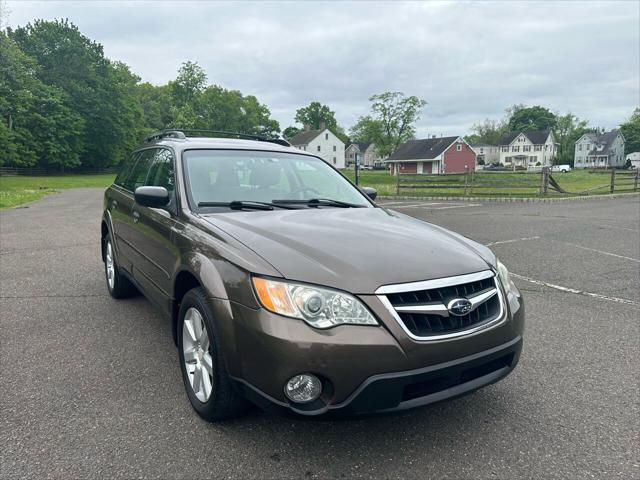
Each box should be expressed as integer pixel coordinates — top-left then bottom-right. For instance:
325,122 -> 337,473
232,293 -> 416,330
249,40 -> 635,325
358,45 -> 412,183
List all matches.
103,234 -> 137,299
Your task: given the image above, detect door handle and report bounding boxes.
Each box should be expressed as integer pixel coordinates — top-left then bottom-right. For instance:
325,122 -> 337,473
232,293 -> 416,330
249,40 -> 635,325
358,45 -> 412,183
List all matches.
132,211 -> 140,224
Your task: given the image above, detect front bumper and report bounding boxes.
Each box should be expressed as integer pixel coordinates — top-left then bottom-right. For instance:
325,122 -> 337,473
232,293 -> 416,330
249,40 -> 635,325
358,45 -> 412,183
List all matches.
209,280 -> 525,417
232,335 -> 522,417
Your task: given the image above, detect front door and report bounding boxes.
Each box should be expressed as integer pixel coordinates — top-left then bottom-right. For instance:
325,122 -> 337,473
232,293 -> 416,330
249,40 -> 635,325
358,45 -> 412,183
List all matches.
129,148 -> 179,313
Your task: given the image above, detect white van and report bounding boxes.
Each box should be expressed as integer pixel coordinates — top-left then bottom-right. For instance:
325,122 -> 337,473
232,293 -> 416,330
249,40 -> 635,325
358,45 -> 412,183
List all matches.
551,164 -> 572,173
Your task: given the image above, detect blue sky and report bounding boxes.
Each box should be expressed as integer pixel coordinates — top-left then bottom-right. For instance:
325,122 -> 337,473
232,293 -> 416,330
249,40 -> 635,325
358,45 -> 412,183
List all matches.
5,0 -> 639,136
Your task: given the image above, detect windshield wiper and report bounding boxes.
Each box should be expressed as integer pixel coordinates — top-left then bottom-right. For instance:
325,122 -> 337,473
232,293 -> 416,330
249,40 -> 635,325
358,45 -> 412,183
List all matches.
272,198 -> 365,208
197,200 -> 295,210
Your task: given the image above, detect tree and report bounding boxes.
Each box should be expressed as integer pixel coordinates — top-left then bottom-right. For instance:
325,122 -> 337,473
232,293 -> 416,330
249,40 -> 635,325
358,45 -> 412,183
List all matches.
620,107 -> 640,155
282,126 -> 300,140
169,61 -> 207,106
464,118 -> 507,145
137,83 -> 172,133
357,91 -> 426,158
554,112 -> 589,165
294,101 -> 348,141
295,101 -> 337,130
0,32 -> 83,168
10,19 -> 144,168
507,105 -> 557,132
349,116 -> 383,145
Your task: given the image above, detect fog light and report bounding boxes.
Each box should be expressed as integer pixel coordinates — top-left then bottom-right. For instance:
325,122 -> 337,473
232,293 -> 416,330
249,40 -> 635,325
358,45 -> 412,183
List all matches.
284,374 -> 322,403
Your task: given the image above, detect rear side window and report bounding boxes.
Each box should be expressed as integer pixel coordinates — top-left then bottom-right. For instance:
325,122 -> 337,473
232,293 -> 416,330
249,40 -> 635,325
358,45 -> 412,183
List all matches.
124,149 -> 156,192
114,152 -> 140,188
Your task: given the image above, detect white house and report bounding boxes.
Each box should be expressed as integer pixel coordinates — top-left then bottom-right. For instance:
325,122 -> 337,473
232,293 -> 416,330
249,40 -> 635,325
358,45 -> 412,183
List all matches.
626,152 -> 640,169
345,142 -> 383,168
289,125 -> 346,169
471,144 -> 500,165
498,130 -> 557,168
574,130 -> 625,168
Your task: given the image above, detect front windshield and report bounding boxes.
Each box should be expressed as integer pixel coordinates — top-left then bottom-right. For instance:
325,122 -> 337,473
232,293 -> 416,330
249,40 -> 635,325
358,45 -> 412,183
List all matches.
183,149 -> 372,210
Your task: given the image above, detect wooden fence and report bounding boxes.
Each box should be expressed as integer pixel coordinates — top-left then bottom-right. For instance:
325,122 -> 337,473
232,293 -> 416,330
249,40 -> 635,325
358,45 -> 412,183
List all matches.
395,167 -> 639,197
396,168 -> 547,196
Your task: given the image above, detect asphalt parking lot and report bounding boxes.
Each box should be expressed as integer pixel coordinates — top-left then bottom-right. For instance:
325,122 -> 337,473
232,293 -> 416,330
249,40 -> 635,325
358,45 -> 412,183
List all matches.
1,189 -> 639,479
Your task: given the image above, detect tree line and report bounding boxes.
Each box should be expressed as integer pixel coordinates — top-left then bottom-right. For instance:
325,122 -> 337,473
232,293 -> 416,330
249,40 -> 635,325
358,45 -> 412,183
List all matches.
1,19 -> 637,171
0,19 -> 429,171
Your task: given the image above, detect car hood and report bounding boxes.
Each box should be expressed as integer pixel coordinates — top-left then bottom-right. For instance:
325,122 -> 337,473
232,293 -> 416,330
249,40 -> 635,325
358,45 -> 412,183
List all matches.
201,207 -> 493,294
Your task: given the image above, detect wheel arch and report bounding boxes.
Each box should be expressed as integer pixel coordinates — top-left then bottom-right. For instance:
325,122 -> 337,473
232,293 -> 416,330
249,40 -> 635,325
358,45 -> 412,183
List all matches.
171,252 -> 229,345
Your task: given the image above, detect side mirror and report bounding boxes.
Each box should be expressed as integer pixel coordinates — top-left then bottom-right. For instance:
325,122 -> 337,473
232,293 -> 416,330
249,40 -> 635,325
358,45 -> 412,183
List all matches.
361,187 -> 377,201
134,186 -> 170,208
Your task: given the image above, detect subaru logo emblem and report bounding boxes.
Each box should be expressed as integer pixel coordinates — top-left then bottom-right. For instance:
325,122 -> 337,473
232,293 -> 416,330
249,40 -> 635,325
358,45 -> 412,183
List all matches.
447,298 -> 473,316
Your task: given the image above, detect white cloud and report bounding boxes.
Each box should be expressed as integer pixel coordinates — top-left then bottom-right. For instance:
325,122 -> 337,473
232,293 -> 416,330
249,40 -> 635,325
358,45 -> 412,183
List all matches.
6,0 -> 640,135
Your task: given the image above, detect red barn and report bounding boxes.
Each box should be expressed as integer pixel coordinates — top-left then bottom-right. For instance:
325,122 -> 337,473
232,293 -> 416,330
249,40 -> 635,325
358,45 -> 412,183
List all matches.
387,136 -> 476,175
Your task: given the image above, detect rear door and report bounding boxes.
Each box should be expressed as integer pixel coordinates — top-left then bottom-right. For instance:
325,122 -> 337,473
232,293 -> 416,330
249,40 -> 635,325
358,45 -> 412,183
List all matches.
109,151 -> 143,273
129,148 -> 179,312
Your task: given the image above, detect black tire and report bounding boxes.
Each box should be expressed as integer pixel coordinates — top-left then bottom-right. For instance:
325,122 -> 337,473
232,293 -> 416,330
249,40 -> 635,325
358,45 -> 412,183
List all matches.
103,233 -> 137,299
177,287 -> 249,421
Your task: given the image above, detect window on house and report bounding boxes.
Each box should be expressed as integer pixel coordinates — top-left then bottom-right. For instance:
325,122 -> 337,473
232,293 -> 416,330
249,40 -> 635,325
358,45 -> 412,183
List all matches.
333,157 -> 336,164
502,146 -> 509,152
523,145 -> 531,152
534,145 -> 542,152
333,145 -> 336,152
512,146 -> 520,152
578,144 -> 582,151
456,144 -> 462,151
325,133 -> 329,140
317,145 -> 321,152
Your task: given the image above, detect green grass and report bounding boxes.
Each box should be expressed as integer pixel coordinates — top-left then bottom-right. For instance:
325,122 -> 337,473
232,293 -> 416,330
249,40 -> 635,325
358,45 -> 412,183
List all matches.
0,174 -> 116,209
342,169 -> 635,197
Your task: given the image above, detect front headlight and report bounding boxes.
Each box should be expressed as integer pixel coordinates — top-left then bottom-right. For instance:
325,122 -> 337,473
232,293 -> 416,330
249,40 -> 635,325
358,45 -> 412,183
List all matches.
252,277 -> 378,329
496,259 -> 511,292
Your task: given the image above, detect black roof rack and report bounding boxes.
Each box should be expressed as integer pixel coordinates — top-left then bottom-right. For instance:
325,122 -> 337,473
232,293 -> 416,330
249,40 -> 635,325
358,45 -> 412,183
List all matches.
144,129 -> 291,147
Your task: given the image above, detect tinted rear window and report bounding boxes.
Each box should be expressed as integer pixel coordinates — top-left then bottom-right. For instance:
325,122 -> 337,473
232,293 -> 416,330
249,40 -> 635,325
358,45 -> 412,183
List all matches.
114,152 -> 140,188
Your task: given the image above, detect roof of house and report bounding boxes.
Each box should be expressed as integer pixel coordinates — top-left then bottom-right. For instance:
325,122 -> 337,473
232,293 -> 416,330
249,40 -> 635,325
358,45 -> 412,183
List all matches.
346,142 -> 371,152
388,136 -> 460,161
499,130 -> 551,146
288,129 -> 324,146
583,129 -> 622,156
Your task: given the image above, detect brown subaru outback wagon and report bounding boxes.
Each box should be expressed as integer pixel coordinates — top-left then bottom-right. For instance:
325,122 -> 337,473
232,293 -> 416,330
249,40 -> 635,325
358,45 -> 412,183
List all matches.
101,129 -> 524,421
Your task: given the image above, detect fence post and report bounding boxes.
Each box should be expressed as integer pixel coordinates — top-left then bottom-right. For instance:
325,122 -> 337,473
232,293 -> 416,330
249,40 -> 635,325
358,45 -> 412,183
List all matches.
540,167 -> 550,195
610,168 -> 616,193
463,166 -> 469,196
470,168 -> 476,195
395,166 -> 400,195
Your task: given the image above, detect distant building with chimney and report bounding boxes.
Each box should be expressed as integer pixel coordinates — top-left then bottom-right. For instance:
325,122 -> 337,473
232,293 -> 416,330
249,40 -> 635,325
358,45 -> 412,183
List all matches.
289,123 -> 346,169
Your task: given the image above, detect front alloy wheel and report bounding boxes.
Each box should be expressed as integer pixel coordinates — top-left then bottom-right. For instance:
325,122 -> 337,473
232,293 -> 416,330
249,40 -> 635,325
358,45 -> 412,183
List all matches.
182,307 -> 214,402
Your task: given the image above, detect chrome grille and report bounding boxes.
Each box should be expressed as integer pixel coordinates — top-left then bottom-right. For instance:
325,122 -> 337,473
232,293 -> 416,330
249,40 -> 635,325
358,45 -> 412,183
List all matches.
376,270 -> 505,341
